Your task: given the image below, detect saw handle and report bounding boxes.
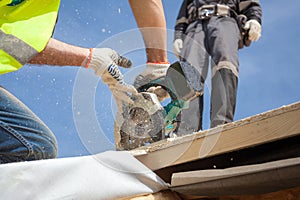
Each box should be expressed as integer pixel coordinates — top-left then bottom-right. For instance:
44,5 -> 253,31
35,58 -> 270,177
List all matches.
137,61 -> 201,102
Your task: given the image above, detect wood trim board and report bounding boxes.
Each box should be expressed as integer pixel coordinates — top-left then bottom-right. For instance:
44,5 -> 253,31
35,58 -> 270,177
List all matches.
131,102 -> 300,171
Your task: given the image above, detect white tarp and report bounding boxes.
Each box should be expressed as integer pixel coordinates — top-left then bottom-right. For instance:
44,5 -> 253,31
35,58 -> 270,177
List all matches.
0,151 -> 168,200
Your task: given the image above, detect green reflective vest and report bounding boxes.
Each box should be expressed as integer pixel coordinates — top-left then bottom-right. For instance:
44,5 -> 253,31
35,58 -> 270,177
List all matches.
0,0 -> 60,75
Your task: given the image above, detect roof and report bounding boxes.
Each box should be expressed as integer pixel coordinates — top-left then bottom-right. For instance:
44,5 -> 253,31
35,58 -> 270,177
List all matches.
131,101 -> 300,198
1,102 -> 299,199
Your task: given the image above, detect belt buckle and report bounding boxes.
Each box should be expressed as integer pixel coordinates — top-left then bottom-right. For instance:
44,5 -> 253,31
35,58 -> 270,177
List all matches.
201,8 -> 214,18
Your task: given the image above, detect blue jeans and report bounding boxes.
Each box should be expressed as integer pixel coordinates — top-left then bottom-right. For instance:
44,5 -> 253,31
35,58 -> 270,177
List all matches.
0,86 -> 57,164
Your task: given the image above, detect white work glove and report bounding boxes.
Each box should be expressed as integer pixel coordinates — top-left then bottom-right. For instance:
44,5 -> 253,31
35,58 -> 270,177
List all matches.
86,48 -> 137,108
173,39 -> 183,58
133,63 -> 170,102
244,19 -> 261,42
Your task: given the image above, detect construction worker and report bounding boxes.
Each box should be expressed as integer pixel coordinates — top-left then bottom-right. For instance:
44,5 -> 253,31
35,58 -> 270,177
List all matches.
0,0 -> 172,163
0,0 -> 136,163
173,0 -> 262,133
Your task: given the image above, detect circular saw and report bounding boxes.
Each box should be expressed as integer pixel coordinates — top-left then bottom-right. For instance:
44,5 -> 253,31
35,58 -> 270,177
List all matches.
114,61 -> 203,150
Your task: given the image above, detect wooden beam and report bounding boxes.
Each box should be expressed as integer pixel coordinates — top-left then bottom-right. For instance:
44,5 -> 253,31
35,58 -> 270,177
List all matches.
131,102 -> 300,170
179,186 -> 300,200
122,186 -> 300,200
155,135 -> 300,183
170,157 -> 300,197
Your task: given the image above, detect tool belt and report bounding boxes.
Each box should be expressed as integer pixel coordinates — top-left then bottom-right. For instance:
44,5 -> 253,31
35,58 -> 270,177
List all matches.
196,4 -> 251,48
197,4 -> 231,19
186,4 -> 251,48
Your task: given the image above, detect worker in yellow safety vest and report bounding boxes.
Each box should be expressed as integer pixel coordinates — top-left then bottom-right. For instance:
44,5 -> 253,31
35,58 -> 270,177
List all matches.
0,0 -> 171,163
0,0 -> 138,163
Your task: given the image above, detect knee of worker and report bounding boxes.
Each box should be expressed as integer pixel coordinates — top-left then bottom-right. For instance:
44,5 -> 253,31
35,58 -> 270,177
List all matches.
211,67 -> 238,93
0,134 -> 57,164
211,67 -> 238,107
212,61 -> 239,78
21,129 -> 58,162
30,134 -> 58,161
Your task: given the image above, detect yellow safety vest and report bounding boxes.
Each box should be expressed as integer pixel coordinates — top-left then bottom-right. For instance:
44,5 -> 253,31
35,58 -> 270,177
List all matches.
0,0 -> 60,75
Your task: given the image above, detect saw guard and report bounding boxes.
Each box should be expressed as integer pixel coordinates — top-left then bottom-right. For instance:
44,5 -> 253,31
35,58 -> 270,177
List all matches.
114,92 -> 165,150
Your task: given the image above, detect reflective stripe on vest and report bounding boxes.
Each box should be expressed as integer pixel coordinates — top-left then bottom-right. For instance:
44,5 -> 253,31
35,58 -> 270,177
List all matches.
0,29 -> 38,65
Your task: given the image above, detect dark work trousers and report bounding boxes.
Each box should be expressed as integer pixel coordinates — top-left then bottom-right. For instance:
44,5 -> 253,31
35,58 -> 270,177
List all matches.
176,16 -> 240,134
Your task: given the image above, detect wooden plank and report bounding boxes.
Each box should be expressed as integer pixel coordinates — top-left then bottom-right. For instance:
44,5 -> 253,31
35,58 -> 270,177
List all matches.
122,180 -> 300,200
170,157 -> 300,197
179,186 -> 300,200
131,102 -> 300,170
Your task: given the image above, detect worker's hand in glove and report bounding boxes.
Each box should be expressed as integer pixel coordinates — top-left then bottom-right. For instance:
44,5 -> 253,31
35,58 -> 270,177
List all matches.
244,19 -> 261,42
173,39 -> 183,58
86,48 -> 137,107
133,62 -> 170,102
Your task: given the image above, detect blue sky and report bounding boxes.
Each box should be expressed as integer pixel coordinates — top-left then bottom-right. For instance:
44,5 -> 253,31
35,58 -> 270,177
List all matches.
1,0 -> 300,158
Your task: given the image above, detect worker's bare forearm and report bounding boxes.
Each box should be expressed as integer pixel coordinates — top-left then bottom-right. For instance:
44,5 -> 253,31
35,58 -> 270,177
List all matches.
29,38 -> 89,67
129,0 -> 167,63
